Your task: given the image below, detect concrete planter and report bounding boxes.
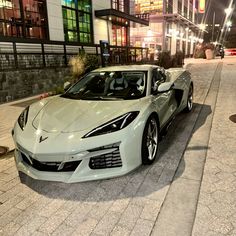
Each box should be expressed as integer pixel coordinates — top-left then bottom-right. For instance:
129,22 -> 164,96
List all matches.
205,49 -> 214,60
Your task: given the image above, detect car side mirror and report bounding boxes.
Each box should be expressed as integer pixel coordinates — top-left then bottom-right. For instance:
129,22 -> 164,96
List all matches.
158,82 -> 174,93
64,81 -> 71,92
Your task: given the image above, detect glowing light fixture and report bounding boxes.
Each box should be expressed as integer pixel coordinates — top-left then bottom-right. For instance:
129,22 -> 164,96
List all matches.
226,21 -> 232,27
225,7 -> 233,17
198,24 -> 206,30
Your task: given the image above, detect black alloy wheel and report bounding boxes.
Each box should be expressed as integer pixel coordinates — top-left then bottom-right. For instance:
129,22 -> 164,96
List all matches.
184,84 -> 193,112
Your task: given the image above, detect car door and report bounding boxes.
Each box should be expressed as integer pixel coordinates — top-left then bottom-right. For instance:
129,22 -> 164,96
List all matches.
151,69 -> 178,128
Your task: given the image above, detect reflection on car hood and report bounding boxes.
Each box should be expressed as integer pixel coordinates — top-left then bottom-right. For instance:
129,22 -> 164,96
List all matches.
32,96 -> 142,133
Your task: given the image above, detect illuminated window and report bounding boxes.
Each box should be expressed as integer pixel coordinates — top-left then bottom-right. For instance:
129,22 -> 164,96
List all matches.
63,8 -> 77,41
0,0 -> 48,39
78,0 -> 91,12
62,0 -> 92,43
112,25 -> 127,46
112,0 -> 125,12
134,0 -> 163,14
62,0 -> 76,9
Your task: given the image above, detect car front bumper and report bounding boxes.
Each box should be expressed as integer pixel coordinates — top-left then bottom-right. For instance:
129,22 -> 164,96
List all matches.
14,126 -> 143,183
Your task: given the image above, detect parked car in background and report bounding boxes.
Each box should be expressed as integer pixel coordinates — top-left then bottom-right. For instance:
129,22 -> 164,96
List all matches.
13,65 -> 193,183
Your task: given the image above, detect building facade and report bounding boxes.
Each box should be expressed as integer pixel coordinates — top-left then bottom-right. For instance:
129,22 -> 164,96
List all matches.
130,0 -> 203,57
0,0 -> 202,57
0,0 -> 148,45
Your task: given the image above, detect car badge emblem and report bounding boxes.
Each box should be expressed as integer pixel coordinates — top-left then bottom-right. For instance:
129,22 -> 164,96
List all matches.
39,136 -> 48,143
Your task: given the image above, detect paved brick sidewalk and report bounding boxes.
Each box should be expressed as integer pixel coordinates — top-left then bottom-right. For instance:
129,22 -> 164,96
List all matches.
192,58 -> 236,235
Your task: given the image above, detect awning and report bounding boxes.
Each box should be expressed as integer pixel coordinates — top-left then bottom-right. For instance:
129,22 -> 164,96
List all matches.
95,9 -> 149,26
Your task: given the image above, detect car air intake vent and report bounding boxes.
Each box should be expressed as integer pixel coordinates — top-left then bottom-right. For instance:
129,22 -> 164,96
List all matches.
89,143 -> 122,169
20,152 -> 81,172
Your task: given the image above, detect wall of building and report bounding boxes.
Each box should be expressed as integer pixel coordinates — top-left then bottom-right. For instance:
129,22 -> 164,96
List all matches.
92,0 -> 112,44
46,0 -> 64,41
0,68 -> 70,103
131,0 -> 200,56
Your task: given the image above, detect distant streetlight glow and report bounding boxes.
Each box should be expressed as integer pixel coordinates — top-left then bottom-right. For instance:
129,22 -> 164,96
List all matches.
225,7 -> 233,17
199,24 -> 206,30
226,21 -> 232,27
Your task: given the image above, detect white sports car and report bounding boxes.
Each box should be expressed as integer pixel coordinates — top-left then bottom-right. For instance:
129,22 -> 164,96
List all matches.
13,65 -> 193,183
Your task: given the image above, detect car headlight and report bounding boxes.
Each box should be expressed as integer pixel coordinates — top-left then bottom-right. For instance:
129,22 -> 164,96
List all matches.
18,106 -> 29,130
83,111 -> 139,138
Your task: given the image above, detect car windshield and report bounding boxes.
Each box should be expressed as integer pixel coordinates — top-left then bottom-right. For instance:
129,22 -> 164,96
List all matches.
61,71 -> 147,100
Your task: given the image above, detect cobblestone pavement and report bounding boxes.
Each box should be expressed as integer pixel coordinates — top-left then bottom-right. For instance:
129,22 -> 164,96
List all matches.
0,58 -> 233,236
192,59 -> 236,236
0,96 -> 39,151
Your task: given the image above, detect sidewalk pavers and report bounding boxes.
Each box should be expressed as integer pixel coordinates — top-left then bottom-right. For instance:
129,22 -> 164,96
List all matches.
192,59 -> 236,236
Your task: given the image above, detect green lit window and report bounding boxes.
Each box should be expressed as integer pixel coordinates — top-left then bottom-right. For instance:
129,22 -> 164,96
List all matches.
62,0 -> 92,43
63,8 -> 77,41
62,0 -> 76,9
78,0 -> 91,12
80,32 -> 91,43
68,31 -> 78,42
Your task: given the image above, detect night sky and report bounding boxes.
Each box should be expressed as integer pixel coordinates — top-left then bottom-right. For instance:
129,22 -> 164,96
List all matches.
201,0 -> 236,45
204,0 -> 235,25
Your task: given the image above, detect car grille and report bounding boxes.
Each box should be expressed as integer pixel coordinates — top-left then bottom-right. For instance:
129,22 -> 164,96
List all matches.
89,143 -> 122,169
20,152 -> 81,172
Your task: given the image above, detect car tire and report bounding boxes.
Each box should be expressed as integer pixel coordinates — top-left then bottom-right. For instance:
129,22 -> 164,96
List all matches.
184,83 -> 193,112
142,115 -> 159,165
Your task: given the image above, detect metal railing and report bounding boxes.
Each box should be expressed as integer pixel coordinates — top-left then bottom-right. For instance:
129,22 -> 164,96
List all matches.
0,38 -> 149,71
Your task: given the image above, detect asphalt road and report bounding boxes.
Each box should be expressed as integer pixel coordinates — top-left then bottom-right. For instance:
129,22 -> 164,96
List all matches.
0,60 -> 226,236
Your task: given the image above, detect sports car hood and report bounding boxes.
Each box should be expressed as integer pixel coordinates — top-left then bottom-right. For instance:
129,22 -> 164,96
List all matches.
32,96 -> 144,133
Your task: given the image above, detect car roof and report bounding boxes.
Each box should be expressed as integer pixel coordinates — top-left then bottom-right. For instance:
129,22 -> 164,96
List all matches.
93,64 -> 160,72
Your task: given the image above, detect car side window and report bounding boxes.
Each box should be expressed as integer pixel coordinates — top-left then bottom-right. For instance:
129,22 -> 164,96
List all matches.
151,69 -> 166,94
157,69 -> 166,83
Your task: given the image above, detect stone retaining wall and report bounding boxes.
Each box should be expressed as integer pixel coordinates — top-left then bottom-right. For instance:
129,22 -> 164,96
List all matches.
0,67 -> 71,103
